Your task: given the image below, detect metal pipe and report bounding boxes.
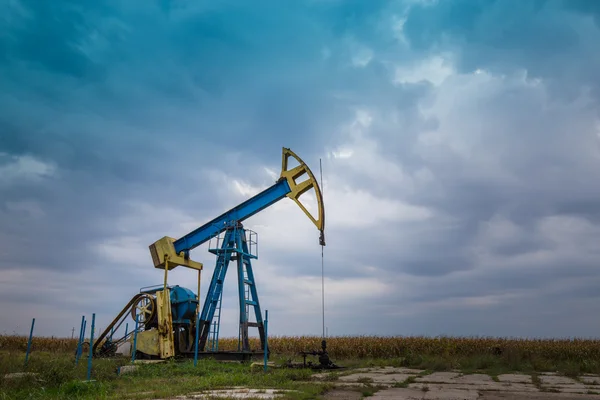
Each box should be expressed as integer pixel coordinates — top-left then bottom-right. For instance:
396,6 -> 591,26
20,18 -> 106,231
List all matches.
79,319 -> 87,362
24,318 -> 35,368
163,260 -> 169,291
263,310 -> 268,372
194,306 -> 200,366
75,316 -> 85,364
131,315 -> 139,363
87,313 -> 95,381
194,270 -> 201,366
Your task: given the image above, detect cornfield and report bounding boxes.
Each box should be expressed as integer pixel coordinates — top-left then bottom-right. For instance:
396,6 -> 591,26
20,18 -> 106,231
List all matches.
3,334 -> 600,362
0,335 -> 78,353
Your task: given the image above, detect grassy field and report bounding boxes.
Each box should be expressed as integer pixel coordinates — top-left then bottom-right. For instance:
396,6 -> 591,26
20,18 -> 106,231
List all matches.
2,334 -> 600,399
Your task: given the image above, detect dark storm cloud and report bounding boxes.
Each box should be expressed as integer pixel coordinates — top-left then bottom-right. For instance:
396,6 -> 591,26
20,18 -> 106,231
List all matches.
402,0 -> 600,99
3,0 -> 600,338
0,0 -> 402,335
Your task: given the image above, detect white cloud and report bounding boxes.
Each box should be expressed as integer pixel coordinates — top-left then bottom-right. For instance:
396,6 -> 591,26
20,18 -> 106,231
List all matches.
0,154 -> 56,183
351,46 -> 374,68
326,186 -> 432,227
394,55 -> 455,86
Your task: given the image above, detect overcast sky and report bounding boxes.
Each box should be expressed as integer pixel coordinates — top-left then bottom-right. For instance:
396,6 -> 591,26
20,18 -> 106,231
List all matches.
2,0 -> 600,340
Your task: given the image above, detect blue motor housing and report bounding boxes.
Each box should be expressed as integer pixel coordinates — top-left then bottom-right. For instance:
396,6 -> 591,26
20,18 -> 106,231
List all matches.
170,285 -> 198,324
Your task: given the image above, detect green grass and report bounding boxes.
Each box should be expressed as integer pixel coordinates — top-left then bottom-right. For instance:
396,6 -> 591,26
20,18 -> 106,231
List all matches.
3,343 -> 600,399
0,351 -> 332,400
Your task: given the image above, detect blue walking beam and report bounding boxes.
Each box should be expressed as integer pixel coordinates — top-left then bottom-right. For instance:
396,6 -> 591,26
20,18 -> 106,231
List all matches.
149,148 -> 325,274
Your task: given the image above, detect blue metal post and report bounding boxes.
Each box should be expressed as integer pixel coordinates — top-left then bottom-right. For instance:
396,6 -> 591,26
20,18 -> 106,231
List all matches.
81,320 -> 87,358
75,316 -> 85,365
24,318 -> 35,368
131,315 -> 139,363
237,232 -> 247,350
87,313 -> 95,381
125,322 -> 129,338
194,309 -> 200,366
264,310 -> 268,372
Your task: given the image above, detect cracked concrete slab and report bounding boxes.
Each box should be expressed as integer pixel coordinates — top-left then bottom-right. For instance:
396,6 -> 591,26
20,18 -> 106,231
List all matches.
321,367 -> 600,398
338,371 -> 417,384
481,392 -> 600,400
409,382 -> 539,393
173,368 -> 600,399
415,372 -> 462,383
539,375 -> 582,386
171,388 -> 296,399
369,387 -> 480,399
497,374 -> 532,384
580,375 -> 600,385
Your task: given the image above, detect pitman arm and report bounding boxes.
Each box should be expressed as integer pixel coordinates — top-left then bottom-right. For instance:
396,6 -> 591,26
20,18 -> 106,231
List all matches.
149,147 -> 325,272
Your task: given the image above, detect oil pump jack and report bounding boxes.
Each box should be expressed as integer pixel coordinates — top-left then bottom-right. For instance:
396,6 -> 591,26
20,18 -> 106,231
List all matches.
92,148 -> 325,361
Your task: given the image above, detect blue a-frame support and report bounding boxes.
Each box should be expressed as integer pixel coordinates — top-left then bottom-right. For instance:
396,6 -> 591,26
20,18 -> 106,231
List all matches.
197,222 -> 266,353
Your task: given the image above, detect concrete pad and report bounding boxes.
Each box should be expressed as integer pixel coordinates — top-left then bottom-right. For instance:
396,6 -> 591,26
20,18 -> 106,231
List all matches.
370,388 -> 425,399
369,387 -> 479,400
539,375 -> 581,386
415,372 -> 461,383
333,382 -> 383,388
579,375 -> 600,385
481,392 -> 600,399
538,374 -> 591,393
409,382 -> 538,393
323,389 -> 363,399
180,388 -> 296,399
497,374 -> 532,384
493,383 -> 539,392
454,373 -> 494,384
379,367 -> 425,374
423,388 -> 479,400
133,359 -> 166,364
550,386 -> 595,394
117,365 -> 139,375
338,372 -> 415,384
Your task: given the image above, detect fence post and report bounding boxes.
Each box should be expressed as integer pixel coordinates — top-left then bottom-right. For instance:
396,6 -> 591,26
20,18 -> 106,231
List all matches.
87,313 -> 95,381
194,309 -> 200,367
131,315 -> 139,363
24,318 -> 35,368
263,310 -> 268,372
75,316 -> 86,365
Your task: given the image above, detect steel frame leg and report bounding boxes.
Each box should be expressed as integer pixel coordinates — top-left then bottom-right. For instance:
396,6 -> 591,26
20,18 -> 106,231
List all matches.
198,229 -> 234,351
237,229 -> 266,352
197,225 -> 266,353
